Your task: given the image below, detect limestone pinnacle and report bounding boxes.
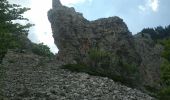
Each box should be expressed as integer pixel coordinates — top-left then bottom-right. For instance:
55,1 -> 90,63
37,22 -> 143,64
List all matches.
52,0 -> 62,9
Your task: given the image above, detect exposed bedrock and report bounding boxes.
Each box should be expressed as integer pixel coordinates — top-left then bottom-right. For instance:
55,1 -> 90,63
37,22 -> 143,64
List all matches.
48,0 -> 162,89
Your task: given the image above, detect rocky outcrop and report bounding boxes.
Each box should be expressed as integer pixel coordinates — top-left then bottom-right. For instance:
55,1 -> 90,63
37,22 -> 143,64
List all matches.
0,0 -> 163,99
134,34 -> 163,90
48,0 -> 141,86
0,50 -> 155,100
47,0 -> 164,91
48,0 -> 140,64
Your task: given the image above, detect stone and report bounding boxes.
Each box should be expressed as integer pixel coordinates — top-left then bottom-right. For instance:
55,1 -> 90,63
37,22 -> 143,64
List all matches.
0,0 -> 162,99
48,0 -> 141,86
0,50 -> 155,100
134,33 -> 163,90
48,0 -> 163,90
52,0 -> 62,9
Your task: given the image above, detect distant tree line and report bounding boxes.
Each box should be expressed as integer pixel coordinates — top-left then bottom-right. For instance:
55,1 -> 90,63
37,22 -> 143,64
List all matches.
141,25 -> 170,41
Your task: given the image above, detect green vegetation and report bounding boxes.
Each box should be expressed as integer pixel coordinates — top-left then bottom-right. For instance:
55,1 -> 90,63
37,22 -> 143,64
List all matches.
88,48 -> 111,68
32,43 -> 54,58
0,0 -> 54,63
158,87 -> 170,100
62,48 -> 139,87
141,25 -> 170,41
140,25 -> 170,99
158,38 -> 170,99
62,64 -> 88,72
160,39 -> 170,61
0,0 -> 32,63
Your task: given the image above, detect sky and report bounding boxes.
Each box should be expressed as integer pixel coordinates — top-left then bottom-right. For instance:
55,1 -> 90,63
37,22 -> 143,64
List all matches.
8,0 -> 170,53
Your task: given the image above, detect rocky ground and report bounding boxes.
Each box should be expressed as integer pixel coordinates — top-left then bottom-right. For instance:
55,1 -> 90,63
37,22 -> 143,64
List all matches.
0,50 -> 155,100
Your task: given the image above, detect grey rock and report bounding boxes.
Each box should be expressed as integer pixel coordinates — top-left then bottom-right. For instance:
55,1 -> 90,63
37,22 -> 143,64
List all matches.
0,50 -> 155,100
134,33 -> 163,90
48,0 -> 141,86
48,0 -> 163,90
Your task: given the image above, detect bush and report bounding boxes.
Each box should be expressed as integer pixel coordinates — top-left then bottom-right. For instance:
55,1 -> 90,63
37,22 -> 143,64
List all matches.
160,39 -> 170,61
62,64 -> 88,72
160,60 -> 170,86
158,38 -> 170,99
158,87 -> 170,100
32,43 -> 54,57
0,32 -> 21,63
88,48 -> 111,68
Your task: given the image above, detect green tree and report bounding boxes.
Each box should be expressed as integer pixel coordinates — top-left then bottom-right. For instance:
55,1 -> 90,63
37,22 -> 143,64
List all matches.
158,38 -> 170,99
32,43 -> 54,57
0,0 -> 32,62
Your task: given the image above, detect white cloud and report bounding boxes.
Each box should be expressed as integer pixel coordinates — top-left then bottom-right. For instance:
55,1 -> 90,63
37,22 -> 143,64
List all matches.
8,0 -> 58,53
28,0 -> 58,53
61,0 -> 92,6
138,0 -> 159,12
148,0 -> 159,12
8,0 -> 93,54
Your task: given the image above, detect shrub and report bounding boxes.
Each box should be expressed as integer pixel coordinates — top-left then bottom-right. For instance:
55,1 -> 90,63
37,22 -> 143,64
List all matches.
32,43 -> 54,57
158,87 -> 170,100
88,48 -> 111,68
160,60 -> 170,86
158,38 -> 170,99
62,64 -> 88,72
160,39 -> 170,61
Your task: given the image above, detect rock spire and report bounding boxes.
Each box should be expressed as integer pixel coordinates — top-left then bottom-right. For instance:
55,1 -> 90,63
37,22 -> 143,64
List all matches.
52,0 -> 62,9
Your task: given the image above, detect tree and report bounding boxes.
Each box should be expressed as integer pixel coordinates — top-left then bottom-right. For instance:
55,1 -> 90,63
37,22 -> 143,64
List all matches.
32,43 -> 54,57
0,0 -> 32,62
158,38 -> 170,100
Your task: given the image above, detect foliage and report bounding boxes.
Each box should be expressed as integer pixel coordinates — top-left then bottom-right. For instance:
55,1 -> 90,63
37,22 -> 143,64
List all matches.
88,48 -> 111,68
159,39 -> 170,61
140,25 -> 170,41
62,64 -> 88,72
160,60 -> 170,86
158,87 -> 170,100
0,0 -> 32,34
32,43 -> 54,57
159,38 -> 170,86
0,0 -> 32,63
62,48 -> 139,87
158,38 -> 170,99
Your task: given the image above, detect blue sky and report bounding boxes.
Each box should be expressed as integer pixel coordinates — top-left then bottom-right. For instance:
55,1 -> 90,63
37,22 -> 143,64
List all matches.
70,0 -> 170,33
8,0 -> 170,53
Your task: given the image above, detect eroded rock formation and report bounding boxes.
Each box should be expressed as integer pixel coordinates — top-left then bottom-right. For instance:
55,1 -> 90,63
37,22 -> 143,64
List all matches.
48,0 -> 140,64
48,0 -> 162,89
48,0 -> 141,85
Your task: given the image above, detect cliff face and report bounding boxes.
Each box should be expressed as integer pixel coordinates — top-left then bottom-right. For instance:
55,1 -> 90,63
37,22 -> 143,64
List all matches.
48,0 -> 140,64
0,0 -> 163,98
48,0 -> 162,88
135,34 -> 163,89
48,0 -> 141,85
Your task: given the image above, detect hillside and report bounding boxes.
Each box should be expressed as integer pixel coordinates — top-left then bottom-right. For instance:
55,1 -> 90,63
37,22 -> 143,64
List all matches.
0,0 -> 170,99
0,50 -> 154,99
